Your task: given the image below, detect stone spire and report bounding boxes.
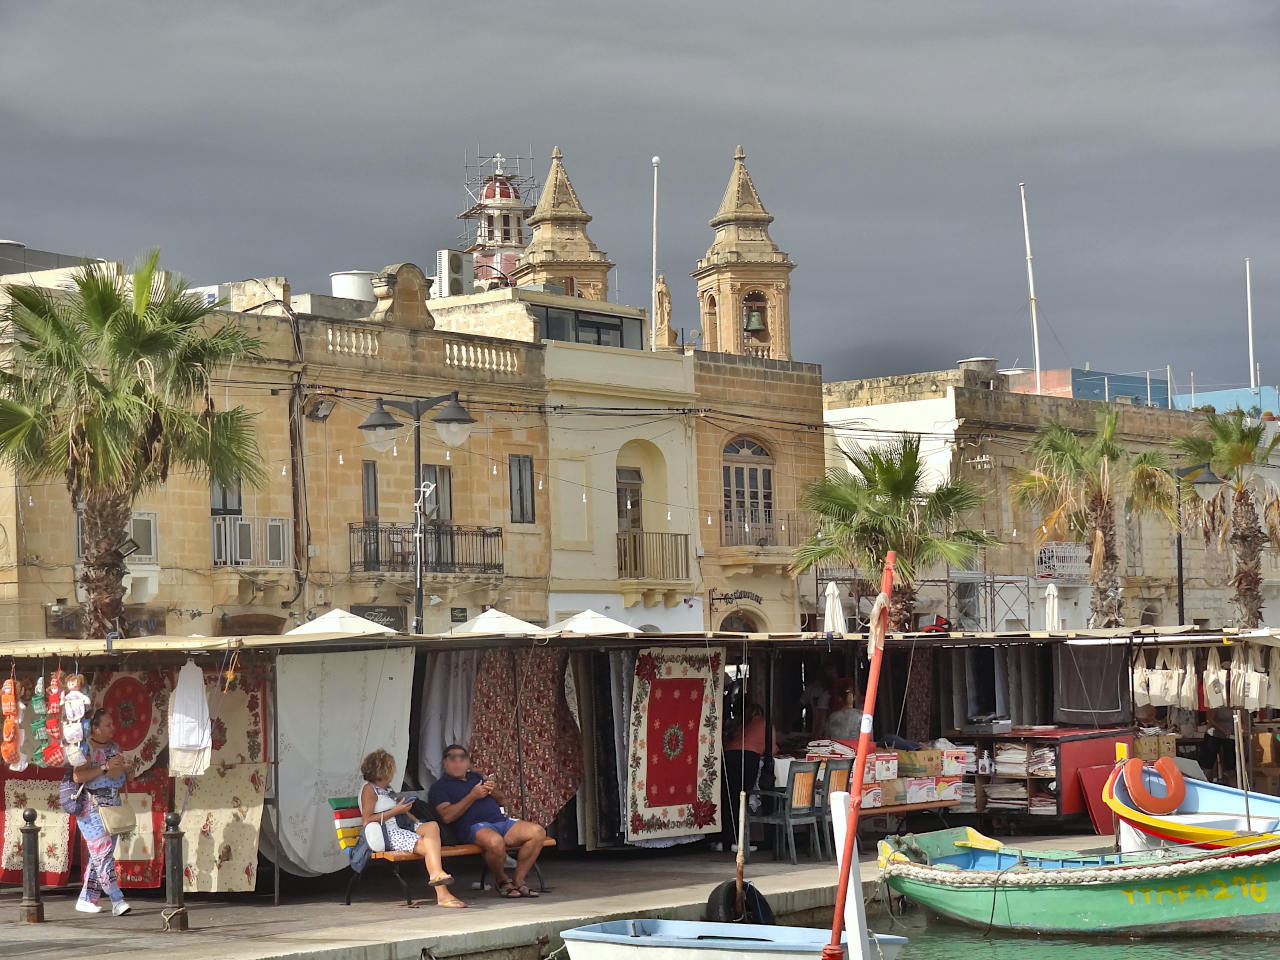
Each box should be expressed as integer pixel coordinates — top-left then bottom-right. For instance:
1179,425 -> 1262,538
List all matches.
511,146 -> 613,300
692,146 -> 795,360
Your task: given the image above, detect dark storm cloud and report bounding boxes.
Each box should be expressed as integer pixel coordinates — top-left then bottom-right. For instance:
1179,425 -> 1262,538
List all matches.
3,1 -> 1279,389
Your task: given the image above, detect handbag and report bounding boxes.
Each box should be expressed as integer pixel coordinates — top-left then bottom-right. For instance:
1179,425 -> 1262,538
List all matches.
1242,647 -> 1269,711
1147,649 -> 1180,706
1132,651 -> 1152,708
95,792 -> 134,836
1204,648 -> 1228,709
1177,649 -> 1199,710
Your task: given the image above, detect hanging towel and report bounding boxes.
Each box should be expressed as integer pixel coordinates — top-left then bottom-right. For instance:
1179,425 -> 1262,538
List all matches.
169,660 -> 212,777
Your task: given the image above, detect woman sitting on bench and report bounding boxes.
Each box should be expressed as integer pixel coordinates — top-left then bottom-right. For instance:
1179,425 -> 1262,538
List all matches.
360,748 -> 466,908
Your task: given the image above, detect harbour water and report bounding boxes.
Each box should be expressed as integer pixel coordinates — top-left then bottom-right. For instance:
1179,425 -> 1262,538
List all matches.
881,910 -> 1272,959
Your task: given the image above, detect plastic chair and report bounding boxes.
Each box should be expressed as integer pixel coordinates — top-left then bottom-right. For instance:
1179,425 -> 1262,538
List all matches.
752,759 -> 822,864
814,758 -> 853,861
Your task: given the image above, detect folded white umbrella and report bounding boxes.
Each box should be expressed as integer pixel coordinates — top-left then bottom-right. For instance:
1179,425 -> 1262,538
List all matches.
449,608 -> 541,635
823,580 -> 847,635
1044,583 -> 1060,631
538,609 -> 639,637
285,608 -> 394,636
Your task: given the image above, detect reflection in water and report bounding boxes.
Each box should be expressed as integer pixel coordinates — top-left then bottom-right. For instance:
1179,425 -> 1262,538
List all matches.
877,908 -> 1269,960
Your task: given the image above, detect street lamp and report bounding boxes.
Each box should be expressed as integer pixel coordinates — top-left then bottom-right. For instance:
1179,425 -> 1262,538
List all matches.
1175,463 -> 1222,625
359,392 -> 476,633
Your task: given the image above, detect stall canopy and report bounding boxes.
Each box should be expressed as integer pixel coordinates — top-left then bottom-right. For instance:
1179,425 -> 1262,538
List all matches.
449,608 -> 540,635
539,609 -> 639,637
285,608 -> 393,636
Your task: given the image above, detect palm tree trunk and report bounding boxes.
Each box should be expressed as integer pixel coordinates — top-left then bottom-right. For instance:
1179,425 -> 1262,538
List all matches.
1230,486 -> 1267,629
889,581 -> 932,743
78,490 -> 132,639
1088,501 -> 1124,628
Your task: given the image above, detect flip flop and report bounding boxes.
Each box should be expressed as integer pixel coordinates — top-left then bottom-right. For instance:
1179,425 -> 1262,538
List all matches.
437,898 -> 468,909
428,873 -> 454,888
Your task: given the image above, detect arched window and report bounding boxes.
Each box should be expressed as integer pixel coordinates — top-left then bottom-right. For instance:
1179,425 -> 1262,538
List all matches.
703,294 -> 718,347
722,437 -> 775,545
486,214 -> 495,241
502,214 -> 512,242
742,291 -> 768,340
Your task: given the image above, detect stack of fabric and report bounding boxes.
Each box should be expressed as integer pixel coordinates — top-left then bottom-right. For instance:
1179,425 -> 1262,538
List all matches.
1028,745 -> 1056,777
953,781 -> 978,813
984,781 -> 1028,810
994,743 -> 1029,777
1028,791 -> 1057,815
958,744 -> 978,774
806,739 -> 856,758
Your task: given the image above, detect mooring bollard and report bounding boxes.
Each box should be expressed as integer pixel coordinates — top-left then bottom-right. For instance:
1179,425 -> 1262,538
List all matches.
19,808 -> 43,923
161,811 -> 188,931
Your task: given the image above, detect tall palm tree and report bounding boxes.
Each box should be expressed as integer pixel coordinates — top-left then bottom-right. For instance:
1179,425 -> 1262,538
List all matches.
1012,411 -> 1175,628
794,434 -> 995,632
1174,411 -> 1280,628
0,251 -> 264,637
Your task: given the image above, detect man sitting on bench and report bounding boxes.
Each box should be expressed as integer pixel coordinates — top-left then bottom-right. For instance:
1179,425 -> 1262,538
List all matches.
428,744 -> 548,899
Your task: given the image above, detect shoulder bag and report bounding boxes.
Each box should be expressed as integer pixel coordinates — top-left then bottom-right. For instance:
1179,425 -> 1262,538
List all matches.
95,790 -> 134,836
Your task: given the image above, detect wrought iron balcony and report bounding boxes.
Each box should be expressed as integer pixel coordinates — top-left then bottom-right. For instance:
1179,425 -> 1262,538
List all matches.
616,531 -> 690,581
349,522 -> 503,575
211,515 -> 293,568
720,509 -> 812,548
1035,540 -> 1090,583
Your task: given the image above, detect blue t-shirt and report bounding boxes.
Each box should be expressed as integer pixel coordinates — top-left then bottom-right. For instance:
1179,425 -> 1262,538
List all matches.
428,772 -> 503,834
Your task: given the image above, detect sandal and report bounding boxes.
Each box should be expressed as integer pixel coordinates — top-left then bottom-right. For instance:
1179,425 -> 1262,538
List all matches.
516,883 -> 540,898
497,879 -> 522,898
437,898 -> 468,909
428,873 -> 454,888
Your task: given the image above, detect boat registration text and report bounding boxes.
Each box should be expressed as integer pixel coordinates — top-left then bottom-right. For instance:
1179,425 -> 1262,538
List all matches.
1121,875 -> 1266,907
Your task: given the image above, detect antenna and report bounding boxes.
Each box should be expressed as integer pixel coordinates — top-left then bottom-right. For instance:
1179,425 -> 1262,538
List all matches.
1247,258 -> 1257,390
651,155 -> 661,351
1020,183 -> 1043,395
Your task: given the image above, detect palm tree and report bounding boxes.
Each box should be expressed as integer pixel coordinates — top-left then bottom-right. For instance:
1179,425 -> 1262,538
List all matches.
0,251 -> 264,638
1012,411 -> 1175,628
794,434 -> 996,632
1174,411 -> 1280,628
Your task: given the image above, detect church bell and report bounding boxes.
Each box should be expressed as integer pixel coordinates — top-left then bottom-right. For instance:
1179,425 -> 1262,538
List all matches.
744,309 -> 766,332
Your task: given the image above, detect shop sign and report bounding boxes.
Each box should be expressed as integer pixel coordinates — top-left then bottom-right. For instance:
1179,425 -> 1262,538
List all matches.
450,607 -> 468,623
351,604 -> 408,633
45,604 -> 168,640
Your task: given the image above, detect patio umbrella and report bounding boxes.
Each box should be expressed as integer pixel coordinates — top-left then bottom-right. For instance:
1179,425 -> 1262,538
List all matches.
823,580 -> 847,636
449,608 -> 540,635
284,608 -> 394,636
538,609 -> 639,637
1044,583 -> 1060,631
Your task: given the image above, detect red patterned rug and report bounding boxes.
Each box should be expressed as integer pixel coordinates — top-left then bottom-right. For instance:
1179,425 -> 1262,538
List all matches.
625,647 -> 724,841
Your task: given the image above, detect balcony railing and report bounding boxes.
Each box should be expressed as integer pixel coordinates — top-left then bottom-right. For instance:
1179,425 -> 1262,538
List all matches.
617,531 -> 691,581
1035,540 -> 1090,583
212,515 -> 294,568
720,509 -> 812,548
349,522 -> 503,575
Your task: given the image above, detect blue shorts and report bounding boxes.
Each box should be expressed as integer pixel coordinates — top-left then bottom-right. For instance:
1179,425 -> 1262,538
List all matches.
466,817 -> 519,844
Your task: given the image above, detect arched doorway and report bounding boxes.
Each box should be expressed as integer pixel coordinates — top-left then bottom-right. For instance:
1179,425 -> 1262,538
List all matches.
719,610 -> 760,633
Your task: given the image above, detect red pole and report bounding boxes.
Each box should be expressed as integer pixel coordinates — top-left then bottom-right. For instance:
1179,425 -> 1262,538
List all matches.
822,550 -> 896,960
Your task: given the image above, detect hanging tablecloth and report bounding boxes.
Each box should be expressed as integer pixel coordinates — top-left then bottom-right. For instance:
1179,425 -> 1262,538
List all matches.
416,650 -> 479,788
1054,643 -> 1131,725
181,665 -> 269,892
263,647 -> 414,876
90,670 -> 170,777
469,647 -> 582,827
0,766 -> 75,886
625,647 -> 724,842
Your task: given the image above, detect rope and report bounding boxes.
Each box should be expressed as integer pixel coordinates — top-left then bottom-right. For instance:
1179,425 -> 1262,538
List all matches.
160,905 -> 188,931
882,840 -> 1280,887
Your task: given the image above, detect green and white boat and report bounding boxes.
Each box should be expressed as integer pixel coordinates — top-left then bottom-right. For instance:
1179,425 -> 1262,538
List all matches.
878,826 -> 1280,936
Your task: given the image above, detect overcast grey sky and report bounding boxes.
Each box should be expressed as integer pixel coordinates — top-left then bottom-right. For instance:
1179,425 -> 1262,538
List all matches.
3,1 -> 1279,389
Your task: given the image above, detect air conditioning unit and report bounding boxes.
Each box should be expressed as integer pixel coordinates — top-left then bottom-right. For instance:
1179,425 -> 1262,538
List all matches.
434,249 -> 473,298
1113,395 -> 1136,405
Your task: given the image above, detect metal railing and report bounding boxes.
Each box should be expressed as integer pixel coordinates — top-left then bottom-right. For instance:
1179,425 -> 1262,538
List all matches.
1035,540 -> 1090,583
720,508 -> 812,548
211,515 -> 293,568
349,522 -> 503,575
616,531 -> 690,581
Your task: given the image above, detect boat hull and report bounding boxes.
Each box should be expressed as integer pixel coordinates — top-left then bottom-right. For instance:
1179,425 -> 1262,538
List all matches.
560,919 -> 906,960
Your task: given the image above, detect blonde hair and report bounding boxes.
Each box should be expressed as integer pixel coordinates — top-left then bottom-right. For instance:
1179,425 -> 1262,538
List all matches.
360,748 -> 396,784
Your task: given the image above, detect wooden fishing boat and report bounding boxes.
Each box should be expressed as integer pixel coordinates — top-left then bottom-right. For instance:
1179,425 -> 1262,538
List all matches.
1103,758 -> 1280,852
560,919 -> 907,960
878,826 -> 1280,935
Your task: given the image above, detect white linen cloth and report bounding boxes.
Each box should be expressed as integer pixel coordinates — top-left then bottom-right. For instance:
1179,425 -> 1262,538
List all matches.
415,650 -> 480,789
169,659 -> 211,777
262,647 -> 415,876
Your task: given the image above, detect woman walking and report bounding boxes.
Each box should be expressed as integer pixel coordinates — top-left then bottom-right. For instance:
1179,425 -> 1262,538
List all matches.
71,708 -> 131,915
359,748 -> 466,908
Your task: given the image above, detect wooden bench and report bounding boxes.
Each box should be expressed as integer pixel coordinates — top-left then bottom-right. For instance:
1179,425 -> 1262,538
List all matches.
329,796 -> 555,906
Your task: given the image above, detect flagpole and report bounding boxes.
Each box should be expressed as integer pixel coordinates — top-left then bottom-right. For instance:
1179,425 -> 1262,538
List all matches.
650,155 -> 660,352
823,551 -> 896,960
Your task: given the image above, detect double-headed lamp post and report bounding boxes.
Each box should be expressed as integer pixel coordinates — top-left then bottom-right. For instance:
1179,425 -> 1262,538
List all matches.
359,391 -> 476,633
1175,463 -> 1221,625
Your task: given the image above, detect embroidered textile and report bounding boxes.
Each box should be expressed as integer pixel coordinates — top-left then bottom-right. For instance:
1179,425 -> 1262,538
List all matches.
468,647 -> 582,827
263,648 -> 414,876
625,647 -> 724,841
90,670 -> 169,777
0,767 -> 74,886
181,666 -> 269,892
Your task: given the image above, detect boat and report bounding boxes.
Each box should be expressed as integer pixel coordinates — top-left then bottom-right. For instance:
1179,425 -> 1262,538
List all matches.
1103,757 -> 1280,852
878,825 -> 1280,935
560,919 -> 907,960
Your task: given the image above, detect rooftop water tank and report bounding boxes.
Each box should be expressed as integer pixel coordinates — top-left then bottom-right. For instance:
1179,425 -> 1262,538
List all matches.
329,270 -> 376,302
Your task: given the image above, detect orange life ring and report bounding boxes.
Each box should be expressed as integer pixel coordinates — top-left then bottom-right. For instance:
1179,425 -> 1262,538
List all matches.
1122,756 -> 1186,815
